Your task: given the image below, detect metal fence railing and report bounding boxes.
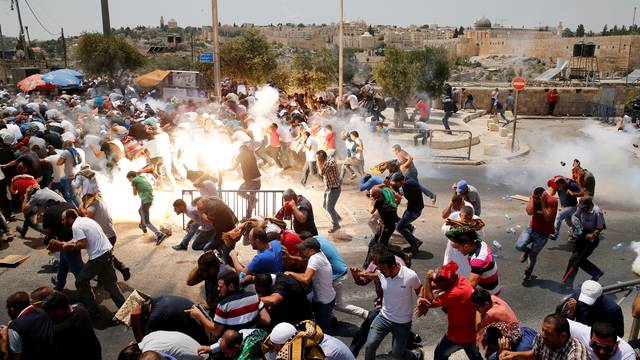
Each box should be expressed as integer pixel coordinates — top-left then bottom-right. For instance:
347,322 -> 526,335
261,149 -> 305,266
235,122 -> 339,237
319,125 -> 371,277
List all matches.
181,189 -> 285,228
428,129 -> 473,161
590,102 -> 617,124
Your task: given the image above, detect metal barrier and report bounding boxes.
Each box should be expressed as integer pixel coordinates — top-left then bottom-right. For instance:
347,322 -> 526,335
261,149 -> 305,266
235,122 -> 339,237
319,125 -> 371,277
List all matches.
181,189 -> 285,229
590,102 -> 617,124
560,278 -> 640,341
428,129 -> 473,161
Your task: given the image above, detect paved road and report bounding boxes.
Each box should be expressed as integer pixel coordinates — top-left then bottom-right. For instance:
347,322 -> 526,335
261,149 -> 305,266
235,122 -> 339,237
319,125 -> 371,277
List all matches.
0,119 -> 638,359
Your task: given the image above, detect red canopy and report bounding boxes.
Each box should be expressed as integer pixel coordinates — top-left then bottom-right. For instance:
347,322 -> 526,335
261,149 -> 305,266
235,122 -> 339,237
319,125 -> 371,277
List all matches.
17,74 -> 56,92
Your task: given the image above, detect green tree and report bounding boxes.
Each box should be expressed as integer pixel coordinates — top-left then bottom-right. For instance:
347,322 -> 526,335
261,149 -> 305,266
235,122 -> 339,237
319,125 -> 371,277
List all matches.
76,33 -> 146,77
219,29 -> 277,86
576,24 -> 586,37
562,28 -> 575,37
141,54 -> 191,73
602,24 -> 609,36
288,48 -> 338,92
373,46 -> 420,111
412,47 -> 451,97
367,25 -> 375,36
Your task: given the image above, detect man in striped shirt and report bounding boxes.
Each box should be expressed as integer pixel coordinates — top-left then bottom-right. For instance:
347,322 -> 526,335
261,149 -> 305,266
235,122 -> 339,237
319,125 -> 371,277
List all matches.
186,271 -> 271,339
446,227 -> 501,295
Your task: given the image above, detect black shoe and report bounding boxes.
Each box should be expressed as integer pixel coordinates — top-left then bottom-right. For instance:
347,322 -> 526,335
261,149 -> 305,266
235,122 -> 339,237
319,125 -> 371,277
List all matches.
520,251 -> 529,263
591,271 -> 604,282
121,268 -> 131,282
156,233 -> 167,245
172,244 -> 187,251
328,226 -> 341,234
548,234 -> 558,241
523,271 -> 533,281
138,224 -> 147,234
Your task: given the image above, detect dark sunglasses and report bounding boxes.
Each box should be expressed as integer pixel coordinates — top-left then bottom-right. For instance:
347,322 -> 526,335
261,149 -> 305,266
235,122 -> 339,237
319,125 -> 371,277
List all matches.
590,341 -> 616,353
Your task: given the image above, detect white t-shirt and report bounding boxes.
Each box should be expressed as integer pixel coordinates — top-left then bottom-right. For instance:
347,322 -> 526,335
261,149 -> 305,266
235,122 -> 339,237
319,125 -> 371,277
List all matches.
307,252 -> 336,304
277,124 -> 294,143
143,138 -> 161,159
304,137 -> 318,162
45,153 -> 64,182
139,331 -> 205,360
348,94 -> 359,109
72,217 -> 112,260
378,265 -> 421,324
353,137 -> 364,160
320,334 -> 356,360
569,320 -> 635,360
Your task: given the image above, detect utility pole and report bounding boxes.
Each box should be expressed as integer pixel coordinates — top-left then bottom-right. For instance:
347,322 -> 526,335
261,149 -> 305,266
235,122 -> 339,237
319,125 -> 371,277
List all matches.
627,6 -> 636,86
190,30 -> 195,70
338,0 -> 344,109
61,27 -> 68,68
101,0 -> 111,36
12,0 -> 26,57
0,24 -> 4,51
211,0 -> 221,101
24,26 -> 32,60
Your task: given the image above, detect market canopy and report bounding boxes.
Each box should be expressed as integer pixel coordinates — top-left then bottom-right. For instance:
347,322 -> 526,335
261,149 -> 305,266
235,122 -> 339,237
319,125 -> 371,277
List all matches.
17,74 -> 56,92
42,69 -> 83,88
134,70 -> 170,88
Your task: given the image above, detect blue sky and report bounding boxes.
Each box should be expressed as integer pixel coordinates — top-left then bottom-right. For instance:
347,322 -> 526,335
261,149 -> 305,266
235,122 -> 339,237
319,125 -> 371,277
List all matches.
0,0 -> 638,40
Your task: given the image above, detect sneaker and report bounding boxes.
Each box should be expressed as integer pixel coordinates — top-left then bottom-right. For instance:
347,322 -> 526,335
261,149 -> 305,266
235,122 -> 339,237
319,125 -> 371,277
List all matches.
172,244 -> 188,251
328,226 -> 341,234
121,268 -> 131,282
415,347 -> 425,360
520,251 -> 529,263
431,194 -> 437,205
138,224 -> 147,234
548,234 -> 558,241
523,272 -> 533,281
155,233 -> 167,245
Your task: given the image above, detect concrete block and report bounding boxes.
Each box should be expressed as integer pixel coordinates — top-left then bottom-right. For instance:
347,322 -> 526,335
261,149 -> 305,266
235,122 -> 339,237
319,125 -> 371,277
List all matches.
488,123 -> 499,132
499,127 -> 510,137
484,143 -> 500,156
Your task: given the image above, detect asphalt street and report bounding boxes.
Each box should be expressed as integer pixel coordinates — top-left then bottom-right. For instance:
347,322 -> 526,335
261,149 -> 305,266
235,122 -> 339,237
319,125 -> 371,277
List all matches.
0,119 -> 638,359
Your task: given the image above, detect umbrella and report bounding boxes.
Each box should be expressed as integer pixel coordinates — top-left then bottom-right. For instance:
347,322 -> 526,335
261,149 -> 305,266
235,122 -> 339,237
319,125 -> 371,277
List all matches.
17,74 -> 56,92
52,69 -> 84,79
42,70 -> 82,88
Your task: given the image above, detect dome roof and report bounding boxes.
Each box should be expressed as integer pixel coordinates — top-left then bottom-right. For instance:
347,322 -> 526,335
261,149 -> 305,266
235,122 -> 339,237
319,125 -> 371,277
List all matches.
474,17 -> 492,29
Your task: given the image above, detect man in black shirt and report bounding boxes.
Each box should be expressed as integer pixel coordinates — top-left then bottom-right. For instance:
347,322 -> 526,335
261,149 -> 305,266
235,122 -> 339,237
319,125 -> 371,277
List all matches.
276,189 -> 318,236
186,251 -> 234,311
391,174 -> 424,254
43,202 -> 80,291
4,291 -> 53,359
43,291 -> 101,360
235,145 -> 261,220
196,196 -> 237,252
254,273 -> 313,326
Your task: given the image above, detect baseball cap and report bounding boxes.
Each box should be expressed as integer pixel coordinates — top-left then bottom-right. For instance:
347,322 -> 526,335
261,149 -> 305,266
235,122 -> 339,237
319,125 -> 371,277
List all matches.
270,323 -> 297,345
578,280 -> 603,305
297,237 -> 320,251
456,180 -> 469,194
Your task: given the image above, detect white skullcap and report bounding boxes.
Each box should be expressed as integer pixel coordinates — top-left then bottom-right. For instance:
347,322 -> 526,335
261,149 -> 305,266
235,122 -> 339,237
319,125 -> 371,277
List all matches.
270,323 -> 297,345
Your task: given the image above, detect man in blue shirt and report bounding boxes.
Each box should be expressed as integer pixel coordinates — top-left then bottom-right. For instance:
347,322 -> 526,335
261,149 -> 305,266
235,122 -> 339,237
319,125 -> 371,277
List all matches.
549,177 -> 581,240
359,174 -> 384,192
228,227 -> 283,279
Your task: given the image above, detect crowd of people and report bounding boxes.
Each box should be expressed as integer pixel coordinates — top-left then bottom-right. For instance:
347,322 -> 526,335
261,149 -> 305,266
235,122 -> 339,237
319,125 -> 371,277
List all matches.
0,78 -> 635,360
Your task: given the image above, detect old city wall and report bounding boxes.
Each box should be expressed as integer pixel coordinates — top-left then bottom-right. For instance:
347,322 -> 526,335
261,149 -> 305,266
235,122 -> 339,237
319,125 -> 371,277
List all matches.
455,86 -> 636,116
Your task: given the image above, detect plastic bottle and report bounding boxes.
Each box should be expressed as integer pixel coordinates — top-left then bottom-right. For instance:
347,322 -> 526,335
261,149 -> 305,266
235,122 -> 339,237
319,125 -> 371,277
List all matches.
492,240 -> 503,257
612,243 -> 624,251
504,214 -> 512,221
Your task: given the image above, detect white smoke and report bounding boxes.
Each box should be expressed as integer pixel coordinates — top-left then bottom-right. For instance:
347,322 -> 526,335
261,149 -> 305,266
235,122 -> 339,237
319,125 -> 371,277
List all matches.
250,86 -> 280,125
631,241 -> 640,276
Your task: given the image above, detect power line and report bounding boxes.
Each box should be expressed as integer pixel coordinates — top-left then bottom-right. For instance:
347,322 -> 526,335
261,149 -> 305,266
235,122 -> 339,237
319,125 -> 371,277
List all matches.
22,0 -> 59,36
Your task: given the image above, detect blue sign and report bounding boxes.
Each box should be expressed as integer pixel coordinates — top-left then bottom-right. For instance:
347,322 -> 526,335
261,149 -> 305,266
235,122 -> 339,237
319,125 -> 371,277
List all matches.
199,52 -> 214,63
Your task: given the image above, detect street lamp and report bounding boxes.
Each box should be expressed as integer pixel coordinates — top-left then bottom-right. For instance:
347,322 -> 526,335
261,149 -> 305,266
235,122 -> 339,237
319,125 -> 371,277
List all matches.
338,0 -> 344,109
211,0 -> 222,101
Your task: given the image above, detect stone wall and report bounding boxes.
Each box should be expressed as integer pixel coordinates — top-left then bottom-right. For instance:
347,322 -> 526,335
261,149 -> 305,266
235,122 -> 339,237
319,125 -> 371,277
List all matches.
449,86 -> 636,116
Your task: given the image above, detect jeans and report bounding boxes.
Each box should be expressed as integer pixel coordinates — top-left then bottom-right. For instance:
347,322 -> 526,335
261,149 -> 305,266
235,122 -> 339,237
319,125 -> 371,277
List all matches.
464,99 -> 477,111
323,187 -> 342,228
433,335 -> 483,360
179,222 -> 199,248
365,314 -> 420,360
138,202 -> 162,237
20,213 -> 44,236
191,229 -> 217,251
108,236 -> 127,274
333,274 -> 368,319
60,176 -> 79,207
75,251 -> 125,315
351,308 -> 380,357
364,219 -> 397,268
301,161 -> 320,186
312,298 -> 335,332
55,250 -> 84,289
239,179 -> 261,219
564,233 -> 602,287
397,210 -> 422,250
442,111 -> 452,131
515,227 -> 549,275
554,206 -> 577,238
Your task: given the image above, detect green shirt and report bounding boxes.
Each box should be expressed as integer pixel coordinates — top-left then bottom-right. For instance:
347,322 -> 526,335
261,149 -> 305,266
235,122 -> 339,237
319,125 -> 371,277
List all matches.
132,176 -> 153,204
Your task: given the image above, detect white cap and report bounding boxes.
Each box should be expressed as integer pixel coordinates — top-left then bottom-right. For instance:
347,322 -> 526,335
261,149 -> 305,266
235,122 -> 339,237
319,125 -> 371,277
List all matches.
578,280 -> 603,305
270,323 -> 296,345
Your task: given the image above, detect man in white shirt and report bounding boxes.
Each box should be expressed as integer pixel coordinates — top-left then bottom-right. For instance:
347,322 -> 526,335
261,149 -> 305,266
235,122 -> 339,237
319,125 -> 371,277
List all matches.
353,252 -> 423,360
285,237 -> 336,332
569,320 -> 635,360
49,209 -> 125,318
300,131 -> 321,186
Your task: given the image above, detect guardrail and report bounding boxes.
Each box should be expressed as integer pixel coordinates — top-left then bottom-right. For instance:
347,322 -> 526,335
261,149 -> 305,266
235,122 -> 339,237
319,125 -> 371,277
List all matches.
181,189 -> 285,228
428,129 -> 473,161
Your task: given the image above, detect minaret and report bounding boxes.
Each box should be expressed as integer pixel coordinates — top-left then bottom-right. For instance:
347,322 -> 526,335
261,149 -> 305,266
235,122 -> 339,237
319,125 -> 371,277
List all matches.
160,16 -> 165,28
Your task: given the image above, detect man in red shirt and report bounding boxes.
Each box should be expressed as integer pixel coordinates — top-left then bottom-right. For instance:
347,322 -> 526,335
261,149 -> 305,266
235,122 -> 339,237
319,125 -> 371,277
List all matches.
515,187 -> 558,282
416,261 -> 483,360
547,89 -> 559,116
324,124 -> 337,157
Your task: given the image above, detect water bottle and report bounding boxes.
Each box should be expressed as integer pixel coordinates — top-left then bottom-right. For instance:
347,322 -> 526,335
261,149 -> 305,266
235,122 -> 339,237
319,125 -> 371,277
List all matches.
504,214 -> 512,221
492,240 -> 503,257
612,243 -> 624,251
505,227 -> 516,234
